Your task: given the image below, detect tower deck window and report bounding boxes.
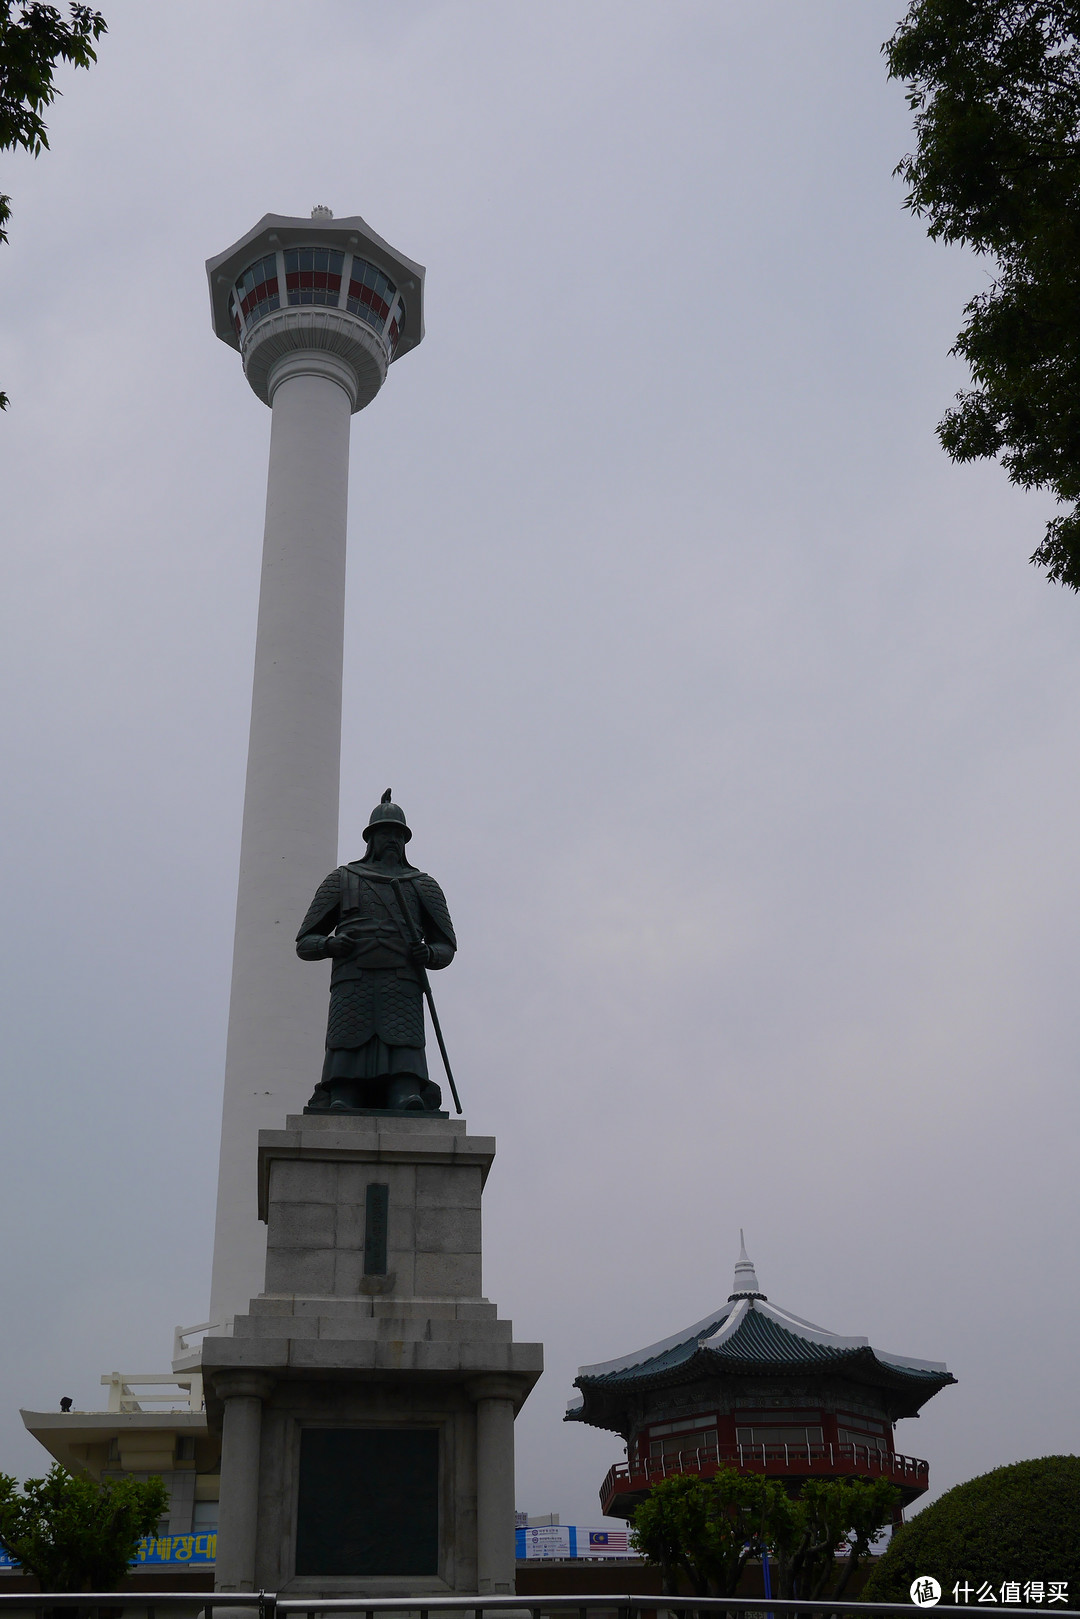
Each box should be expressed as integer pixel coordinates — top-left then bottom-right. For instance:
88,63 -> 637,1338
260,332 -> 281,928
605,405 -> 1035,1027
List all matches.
346,256 -> 399,347
232,254 -> 280,332
228,243 -> 406,357
285,246 -> 344,306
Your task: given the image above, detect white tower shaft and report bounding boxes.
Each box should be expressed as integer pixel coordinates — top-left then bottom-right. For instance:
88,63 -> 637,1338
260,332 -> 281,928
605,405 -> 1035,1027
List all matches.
201,209 -> 425,1337
209,362 -> 351,1327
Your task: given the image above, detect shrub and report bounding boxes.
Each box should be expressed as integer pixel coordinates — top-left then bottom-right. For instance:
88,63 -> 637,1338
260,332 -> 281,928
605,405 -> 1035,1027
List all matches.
863,1455 -> 1080,1600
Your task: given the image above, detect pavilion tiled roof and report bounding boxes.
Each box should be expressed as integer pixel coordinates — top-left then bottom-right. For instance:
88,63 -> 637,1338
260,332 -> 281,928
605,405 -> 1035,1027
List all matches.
565,1234 -> 955,1426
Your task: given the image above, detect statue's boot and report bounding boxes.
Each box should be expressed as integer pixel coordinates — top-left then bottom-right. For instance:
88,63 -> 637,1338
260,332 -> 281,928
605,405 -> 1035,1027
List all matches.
327,1080 -> 359,1110
386,1076 -> 426,1111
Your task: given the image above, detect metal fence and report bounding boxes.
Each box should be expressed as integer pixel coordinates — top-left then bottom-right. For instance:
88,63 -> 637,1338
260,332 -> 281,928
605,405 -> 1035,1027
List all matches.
0,1594 -> 1076,1619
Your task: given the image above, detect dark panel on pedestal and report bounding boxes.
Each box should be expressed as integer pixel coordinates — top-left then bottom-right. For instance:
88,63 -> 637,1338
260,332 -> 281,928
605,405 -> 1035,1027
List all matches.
364,1183 -> 389,1275
295,1427 -> 439,1576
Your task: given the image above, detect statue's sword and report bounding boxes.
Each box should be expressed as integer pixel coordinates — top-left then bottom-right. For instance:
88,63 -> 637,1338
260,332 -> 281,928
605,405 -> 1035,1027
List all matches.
389,876 -> 463,1116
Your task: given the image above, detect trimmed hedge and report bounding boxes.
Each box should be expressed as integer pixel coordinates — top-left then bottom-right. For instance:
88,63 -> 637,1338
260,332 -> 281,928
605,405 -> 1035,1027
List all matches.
863,1456 -> 1080,1600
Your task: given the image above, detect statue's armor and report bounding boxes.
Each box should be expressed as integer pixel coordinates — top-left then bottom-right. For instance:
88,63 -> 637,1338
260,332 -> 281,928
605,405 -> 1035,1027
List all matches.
296,864 -> 456,1098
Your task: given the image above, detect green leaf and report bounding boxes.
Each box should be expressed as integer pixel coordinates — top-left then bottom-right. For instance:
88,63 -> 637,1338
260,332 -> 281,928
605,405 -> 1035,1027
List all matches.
884,0 -> 1080,585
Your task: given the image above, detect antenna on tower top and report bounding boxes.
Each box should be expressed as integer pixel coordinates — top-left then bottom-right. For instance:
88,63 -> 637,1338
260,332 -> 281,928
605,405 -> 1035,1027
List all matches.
311,204 -> 333,220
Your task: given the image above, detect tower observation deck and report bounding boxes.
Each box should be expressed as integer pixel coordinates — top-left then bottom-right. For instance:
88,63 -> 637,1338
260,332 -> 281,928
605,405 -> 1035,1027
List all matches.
201,209 -> 426,1337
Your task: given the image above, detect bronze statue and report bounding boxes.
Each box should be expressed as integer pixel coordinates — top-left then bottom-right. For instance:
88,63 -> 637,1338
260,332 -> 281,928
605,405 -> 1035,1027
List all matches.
297,792 -> 457,1113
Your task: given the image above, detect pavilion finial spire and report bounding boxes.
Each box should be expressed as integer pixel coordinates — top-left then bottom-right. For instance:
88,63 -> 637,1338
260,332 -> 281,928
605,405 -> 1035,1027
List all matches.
728,1229 -> 766,1301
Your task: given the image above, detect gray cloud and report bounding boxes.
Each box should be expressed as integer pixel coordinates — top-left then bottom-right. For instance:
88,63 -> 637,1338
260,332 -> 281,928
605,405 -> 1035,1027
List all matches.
1,0 -> 1076,1526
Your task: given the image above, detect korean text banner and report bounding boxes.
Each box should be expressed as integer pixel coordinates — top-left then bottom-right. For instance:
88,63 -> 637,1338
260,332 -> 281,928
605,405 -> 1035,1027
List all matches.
0,1534 -> 216,1570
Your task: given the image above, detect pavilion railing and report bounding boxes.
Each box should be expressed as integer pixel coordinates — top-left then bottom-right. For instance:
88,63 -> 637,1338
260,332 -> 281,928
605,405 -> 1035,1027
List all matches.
602,1444 -> 928,1505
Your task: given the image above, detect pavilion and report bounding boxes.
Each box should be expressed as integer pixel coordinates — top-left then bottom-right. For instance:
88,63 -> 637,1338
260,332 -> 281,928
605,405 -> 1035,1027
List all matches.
565,1236 -> 955,1519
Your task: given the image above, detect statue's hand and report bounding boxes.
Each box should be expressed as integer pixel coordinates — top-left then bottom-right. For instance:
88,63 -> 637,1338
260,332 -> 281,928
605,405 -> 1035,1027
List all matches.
408,940 -> 432,967
325,933 -> 358,959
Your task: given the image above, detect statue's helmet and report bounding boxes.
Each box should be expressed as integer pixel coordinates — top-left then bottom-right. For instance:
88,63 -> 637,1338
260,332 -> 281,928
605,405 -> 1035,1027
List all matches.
362,788 -> 412,843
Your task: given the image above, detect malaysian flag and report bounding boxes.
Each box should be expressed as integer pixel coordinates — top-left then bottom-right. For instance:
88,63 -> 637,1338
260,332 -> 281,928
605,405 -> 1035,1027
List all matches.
589,1531 -> 630,1551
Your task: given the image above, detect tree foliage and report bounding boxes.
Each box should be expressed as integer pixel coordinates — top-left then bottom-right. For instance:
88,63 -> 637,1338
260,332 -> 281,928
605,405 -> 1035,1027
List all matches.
769,1475 -> 901,1601
630,1469 -> 767,1597
0,1 -> 106,406
0,1465 -> 168,1591
630,1466 -> 898,1599
884,2 -> 1080,588
863,1455 -> 1080,1599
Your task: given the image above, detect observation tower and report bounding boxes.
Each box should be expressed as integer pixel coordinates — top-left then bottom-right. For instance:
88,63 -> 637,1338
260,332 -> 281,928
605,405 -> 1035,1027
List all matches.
23,215 -> 542,1598
202,208 -> 425,1336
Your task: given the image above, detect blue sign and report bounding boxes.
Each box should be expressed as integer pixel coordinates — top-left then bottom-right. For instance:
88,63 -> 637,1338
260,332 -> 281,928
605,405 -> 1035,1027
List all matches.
136,1534 -> 216,1566
0,1535 -> 216,1571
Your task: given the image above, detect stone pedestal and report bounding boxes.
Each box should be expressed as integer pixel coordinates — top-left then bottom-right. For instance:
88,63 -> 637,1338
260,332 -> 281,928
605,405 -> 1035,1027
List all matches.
202,1115 -> 542,1598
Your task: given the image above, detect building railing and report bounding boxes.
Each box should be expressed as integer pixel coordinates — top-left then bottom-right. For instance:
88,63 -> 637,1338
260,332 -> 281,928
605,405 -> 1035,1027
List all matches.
100,1373 -> 204,1415
602,1444 -> 928,1507
0,1594 -> 1075,1619
173,1320 -> 234,1370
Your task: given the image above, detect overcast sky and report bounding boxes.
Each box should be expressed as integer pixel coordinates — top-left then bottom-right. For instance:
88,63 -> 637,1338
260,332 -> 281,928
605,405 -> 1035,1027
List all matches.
1,0 -> 1078,1529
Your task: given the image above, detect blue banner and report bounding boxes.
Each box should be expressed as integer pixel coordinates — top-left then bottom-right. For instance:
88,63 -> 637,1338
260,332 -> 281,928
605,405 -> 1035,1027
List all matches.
0,1535 -> 216,1571
136,1534 -> 216,1566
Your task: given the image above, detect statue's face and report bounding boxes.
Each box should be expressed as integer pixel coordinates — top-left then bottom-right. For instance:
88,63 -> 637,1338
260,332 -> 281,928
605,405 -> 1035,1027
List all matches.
369,826 -> 406,862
